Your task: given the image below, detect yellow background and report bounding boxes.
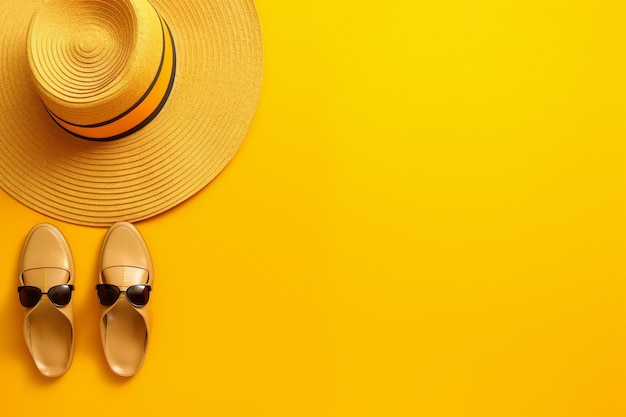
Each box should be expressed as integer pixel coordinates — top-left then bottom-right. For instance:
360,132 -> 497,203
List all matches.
1,0 -> 625,415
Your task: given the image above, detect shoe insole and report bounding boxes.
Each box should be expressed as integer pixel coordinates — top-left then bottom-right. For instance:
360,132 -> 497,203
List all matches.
22,268 -> 72,377
102,266 -> 148,376
104,302 -> 147,375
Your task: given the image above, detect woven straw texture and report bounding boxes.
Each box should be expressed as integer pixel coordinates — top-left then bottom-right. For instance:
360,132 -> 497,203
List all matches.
0,0 -> 262,226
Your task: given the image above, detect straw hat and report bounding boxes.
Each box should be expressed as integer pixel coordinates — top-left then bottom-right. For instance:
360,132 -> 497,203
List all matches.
0,0 -> 262,226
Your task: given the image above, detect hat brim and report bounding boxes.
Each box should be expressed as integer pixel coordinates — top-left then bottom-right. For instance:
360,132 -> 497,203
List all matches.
0,0 -> 263,226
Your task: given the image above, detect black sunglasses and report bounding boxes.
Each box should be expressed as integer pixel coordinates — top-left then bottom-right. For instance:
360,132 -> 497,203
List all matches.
96,284 -> 151,307
17,284 -> 74,308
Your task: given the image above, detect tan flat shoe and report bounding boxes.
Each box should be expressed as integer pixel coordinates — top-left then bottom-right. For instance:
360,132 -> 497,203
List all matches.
97,222 -> 153,377
18,223 -> 75,377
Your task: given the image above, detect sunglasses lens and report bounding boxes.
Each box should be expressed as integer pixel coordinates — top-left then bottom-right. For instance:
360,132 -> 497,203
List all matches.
18,286 -> 41,308
48,285 -> 73,306
97,285 -> 120,306
126,285 -> 151,307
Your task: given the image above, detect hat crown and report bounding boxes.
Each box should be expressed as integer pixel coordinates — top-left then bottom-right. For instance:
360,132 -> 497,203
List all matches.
27,0 -> 173,140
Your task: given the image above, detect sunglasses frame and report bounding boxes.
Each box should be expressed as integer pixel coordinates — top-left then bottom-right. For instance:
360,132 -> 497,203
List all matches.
96,284 -> 152,308
17,284 -> 74,308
